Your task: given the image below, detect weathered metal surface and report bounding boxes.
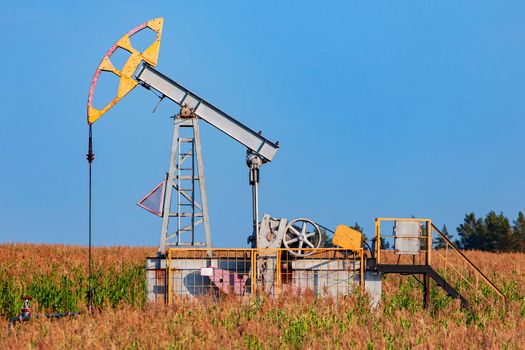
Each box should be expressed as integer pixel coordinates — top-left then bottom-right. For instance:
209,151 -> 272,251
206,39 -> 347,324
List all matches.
394,220 -> 421,255
87,18 -> 163,124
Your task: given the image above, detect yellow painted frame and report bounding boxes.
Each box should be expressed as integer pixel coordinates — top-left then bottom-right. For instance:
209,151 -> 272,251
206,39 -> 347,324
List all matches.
374,217 -> 432,265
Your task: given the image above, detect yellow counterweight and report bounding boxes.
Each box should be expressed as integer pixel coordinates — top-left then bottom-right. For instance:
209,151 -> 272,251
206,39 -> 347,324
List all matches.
332,224 -> 362,251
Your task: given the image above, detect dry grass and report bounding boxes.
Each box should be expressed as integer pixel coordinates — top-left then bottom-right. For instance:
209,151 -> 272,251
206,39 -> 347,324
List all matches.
0,244 -> 155,277
0,244 -> 524,349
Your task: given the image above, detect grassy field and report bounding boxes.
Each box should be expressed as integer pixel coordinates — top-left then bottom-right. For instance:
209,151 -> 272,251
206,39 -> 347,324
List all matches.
0,244 -> 524,349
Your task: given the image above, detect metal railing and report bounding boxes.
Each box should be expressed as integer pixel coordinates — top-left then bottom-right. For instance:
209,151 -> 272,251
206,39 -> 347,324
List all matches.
430,224 -> 506,302
375,217 -> 432,266
165,248 -> 364,304
374,217 -> 506,304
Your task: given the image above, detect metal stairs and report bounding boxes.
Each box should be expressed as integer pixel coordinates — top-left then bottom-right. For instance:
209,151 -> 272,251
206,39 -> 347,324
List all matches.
373,218 -> 506,311
377,264 -> 469,309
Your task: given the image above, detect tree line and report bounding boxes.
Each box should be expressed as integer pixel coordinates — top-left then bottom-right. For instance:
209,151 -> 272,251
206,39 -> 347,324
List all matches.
434,211 -> 525,252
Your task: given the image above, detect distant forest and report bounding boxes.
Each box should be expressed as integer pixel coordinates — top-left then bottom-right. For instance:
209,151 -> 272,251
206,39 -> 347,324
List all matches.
434,211 -> 525,253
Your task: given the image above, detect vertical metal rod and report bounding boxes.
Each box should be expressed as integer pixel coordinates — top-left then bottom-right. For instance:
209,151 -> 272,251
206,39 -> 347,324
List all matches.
251,250 -> 256,297
276,250 -> 281,294
375,219 -> 381,264
164,259 -> 168,304
191,134 -> 196,245
86,125 -> 95,313
88,164 -> 92,312
247,153 -> 261,243
252,180 -> 259,239
167,249 -> 172,305
360,250 -> 365,293
427,220 -> 432,265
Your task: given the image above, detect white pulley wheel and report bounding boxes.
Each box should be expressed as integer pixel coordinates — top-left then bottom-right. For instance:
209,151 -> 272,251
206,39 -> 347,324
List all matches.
283,218 -> 322,257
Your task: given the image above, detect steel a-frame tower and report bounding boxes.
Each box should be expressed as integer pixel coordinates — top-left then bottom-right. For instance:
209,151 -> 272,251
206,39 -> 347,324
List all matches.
159,114 -> 212,252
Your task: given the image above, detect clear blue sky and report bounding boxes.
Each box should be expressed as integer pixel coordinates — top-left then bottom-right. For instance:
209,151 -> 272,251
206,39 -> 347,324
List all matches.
1,1 -> 524,247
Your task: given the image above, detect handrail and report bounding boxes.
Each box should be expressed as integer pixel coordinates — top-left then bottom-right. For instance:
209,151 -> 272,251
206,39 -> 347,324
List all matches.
374,217 -> 432,265
433,248 -> 475,289
431,223 -> 506,301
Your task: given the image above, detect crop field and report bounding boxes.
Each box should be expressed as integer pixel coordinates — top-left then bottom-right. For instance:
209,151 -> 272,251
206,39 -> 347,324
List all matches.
0,244 -> 524,349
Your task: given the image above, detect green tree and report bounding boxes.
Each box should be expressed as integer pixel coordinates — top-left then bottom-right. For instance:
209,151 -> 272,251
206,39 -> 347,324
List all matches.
371,234 -> 390,250
350,222 -> 363,234
484,211 -> 513,252
457,213 -> 485,250
433,224 -> 453,249
379,236 -> 390,249
349,222 -> 368,246
512,211 -> 525,252
457,211 -> 516,252
320,228 -> 333,248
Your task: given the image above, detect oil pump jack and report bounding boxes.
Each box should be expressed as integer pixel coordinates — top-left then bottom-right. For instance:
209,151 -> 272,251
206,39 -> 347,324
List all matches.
86,18 -> 506,308
86,18 -> 323,255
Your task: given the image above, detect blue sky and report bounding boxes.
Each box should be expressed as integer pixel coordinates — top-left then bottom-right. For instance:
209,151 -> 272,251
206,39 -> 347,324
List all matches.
1,1 -> 524,247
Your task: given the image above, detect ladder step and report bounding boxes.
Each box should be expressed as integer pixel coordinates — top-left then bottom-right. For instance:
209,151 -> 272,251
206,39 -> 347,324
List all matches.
179,138 -> 194,143
179,168 -> 193,171
175,176 -> 199,180
169,213 -> 203,217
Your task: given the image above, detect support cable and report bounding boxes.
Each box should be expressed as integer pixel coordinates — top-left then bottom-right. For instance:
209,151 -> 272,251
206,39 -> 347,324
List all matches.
86,125 -> 95,313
